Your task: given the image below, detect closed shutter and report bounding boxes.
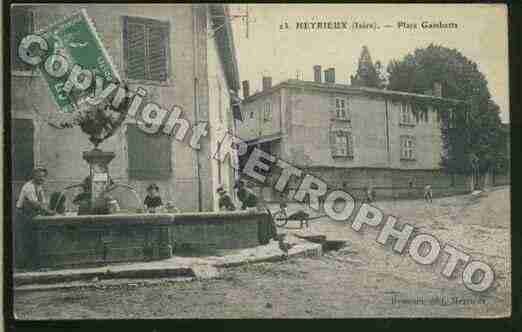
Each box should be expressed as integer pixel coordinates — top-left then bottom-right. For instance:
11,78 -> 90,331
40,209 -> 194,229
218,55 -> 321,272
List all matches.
147,22 -> 168,81
347,132 -> 354,157
124,19 -> 147,80
11,6 -> 33,71
124,17 -> 169,81
127,124 -> 171,179
411,136 -> 416,159
12,119 -> 34,180
400,136 -> 406,159
329,130 -> 337,156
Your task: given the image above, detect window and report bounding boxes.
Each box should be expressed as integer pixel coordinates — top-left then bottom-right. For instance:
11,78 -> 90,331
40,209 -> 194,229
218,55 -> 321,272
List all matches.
400,135 -> 415,160
263,102 -> 272,122
335,97 -> 349,120
126,124 -> 171,179
123,16 -> 169,81
12,119 -> 34,180
330,130 -> 354,158
250,111 -> 254,119
11,6 -> 34,72
400,102 -> 414,125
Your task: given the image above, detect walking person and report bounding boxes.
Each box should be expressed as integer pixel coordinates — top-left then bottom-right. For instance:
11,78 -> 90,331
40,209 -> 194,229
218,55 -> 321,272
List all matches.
365,185 -> 375,203
424,184 -> 433,203
14,166 -> 55,268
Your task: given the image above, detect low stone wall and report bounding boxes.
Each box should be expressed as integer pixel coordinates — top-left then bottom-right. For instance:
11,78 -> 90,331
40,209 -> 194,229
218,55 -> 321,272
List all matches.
32,211 -> 271,269
253,168 -> 471,202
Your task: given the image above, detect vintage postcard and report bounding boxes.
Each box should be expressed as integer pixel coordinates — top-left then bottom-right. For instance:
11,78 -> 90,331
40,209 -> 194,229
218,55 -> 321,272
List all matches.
7,3 -> 510,319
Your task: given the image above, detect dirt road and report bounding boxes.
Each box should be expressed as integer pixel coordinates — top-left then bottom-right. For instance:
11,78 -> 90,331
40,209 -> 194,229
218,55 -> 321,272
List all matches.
14,187 -> 511,318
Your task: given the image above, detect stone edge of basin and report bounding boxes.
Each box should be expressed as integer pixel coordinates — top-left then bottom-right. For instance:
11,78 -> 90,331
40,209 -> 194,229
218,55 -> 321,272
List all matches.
33,211 -> 270,226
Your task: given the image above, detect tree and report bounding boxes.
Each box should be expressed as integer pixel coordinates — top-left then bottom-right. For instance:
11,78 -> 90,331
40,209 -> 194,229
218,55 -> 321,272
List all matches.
351,46 -> 386,89
387,44 -> 507,176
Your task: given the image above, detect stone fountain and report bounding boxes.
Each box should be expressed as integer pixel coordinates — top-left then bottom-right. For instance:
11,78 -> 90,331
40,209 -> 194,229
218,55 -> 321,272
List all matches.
28,83 -> 273,270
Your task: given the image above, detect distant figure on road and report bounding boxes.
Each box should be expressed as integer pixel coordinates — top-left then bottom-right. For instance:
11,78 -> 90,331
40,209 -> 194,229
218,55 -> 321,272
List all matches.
424,184 -> 433,203
365,185 -> 375,203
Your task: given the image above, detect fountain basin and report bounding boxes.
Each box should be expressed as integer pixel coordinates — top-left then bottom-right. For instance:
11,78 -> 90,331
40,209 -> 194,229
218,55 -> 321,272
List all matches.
32,211 -> 272,269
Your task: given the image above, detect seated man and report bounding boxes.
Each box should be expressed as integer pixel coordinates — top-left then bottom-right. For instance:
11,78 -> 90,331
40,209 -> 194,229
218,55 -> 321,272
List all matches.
15,167 -> 55,268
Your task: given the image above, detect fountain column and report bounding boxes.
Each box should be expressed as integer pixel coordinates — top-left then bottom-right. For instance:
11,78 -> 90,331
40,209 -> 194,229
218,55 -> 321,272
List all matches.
83,148 -> 116,212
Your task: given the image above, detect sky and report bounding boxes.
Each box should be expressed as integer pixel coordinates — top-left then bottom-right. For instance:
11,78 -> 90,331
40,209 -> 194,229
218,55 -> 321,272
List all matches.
229,4 -> 510,123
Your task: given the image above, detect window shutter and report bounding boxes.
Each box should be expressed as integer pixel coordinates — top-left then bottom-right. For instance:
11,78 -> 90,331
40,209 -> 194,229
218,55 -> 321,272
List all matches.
127,124 -> 171,179
411,136 -> 416,159
11,7 -> 33,71
346,98 -> 351,121
347,132 -> 354,157
147,22 -> 168,81
400,136 -> 406,159
329,130 -> 337,156
12,119 -> 34,180
125,19 -> 147,80
124,17 -> 168,81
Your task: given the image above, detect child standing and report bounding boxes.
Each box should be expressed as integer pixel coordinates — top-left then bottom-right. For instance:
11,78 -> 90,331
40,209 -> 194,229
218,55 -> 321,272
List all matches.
144,184 -> 163,213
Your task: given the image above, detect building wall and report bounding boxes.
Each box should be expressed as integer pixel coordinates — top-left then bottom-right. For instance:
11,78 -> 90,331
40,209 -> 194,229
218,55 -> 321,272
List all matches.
11,4 -> 234,212
282,88 -> 444,170
238,83 -> 465,202
238,90 -> 282,141
206,10 -> 238,210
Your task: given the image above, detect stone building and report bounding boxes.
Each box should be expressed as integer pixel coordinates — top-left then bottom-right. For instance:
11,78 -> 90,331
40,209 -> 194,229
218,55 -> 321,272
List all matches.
10,4 -> 240,212
238,66 -> 471,201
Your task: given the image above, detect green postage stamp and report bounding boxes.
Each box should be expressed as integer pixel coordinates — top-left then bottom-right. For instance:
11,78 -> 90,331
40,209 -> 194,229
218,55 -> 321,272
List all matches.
33,9 -> 120,114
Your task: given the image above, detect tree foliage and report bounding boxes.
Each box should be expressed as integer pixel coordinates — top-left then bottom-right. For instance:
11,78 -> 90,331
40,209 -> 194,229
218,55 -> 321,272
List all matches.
387,44 -> 508,174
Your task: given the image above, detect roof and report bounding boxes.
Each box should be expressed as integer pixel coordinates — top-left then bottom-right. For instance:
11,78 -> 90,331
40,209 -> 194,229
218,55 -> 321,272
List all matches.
243,79 -> 465,105
209,4 -> 240,91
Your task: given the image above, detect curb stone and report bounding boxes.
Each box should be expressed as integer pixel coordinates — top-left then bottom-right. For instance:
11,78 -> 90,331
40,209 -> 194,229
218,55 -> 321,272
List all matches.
14,241 -> 322,290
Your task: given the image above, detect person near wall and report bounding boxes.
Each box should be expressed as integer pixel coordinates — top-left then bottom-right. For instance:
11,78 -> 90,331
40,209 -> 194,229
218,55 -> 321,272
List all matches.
217,186 -> 236,211
365,185 -> 375,203
14,167 -> 56,268
234,180 -> 258,211
73,176 -> 92,215
144,183 -> 163,213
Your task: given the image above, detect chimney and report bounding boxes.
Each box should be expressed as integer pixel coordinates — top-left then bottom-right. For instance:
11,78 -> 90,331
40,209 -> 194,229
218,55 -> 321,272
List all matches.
242,80 -> 250,99
433,82 -> 442,98
262,76 -> 272,91
324,68 -> 335,83
313,65 -> 322,83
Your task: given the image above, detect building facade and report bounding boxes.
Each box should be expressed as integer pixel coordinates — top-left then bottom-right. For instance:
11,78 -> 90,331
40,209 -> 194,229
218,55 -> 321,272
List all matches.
10,4 -> 240,212
238,68 -> 471,201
